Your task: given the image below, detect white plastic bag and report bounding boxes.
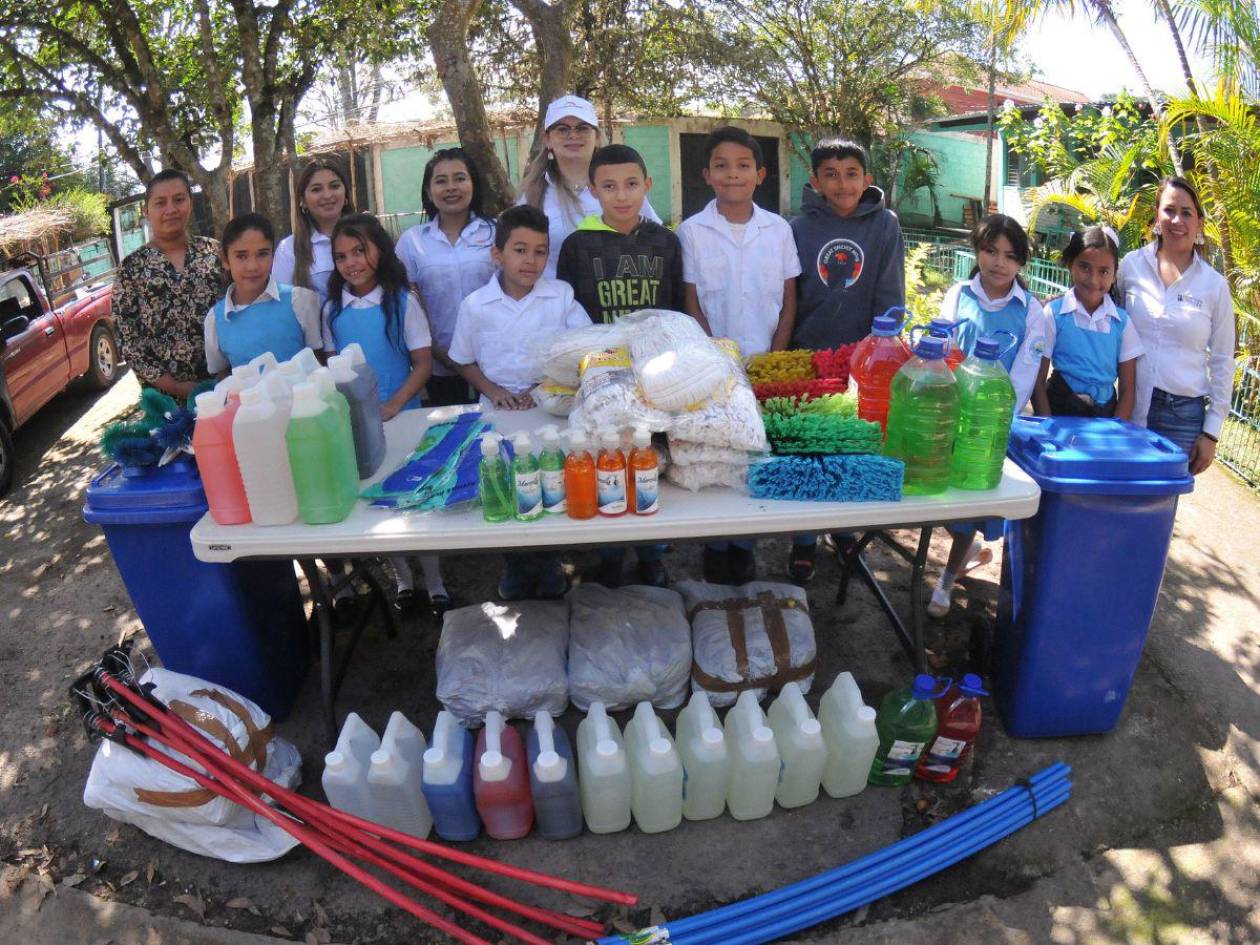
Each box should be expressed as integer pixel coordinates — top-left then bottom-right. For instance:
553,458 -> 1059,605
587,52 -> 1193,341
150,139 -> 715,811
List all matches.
623,310 -> 736,411
81,667 -> 302,863
538,323 -> 631,387
533,378 -> 577,416
567,584 -> 693,711
570,346 -> 669,434
667,381 -> 767,451
665,460 -> 750,492
436,600 -> 570,725
668,439 -> 765,466
674,581 -> 817,707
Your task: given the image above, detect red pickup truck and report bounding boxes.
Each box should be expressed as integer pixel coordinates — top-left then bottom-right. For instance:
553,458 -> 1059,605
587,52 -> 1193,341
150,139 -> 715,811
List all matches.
0,252 -> 118,496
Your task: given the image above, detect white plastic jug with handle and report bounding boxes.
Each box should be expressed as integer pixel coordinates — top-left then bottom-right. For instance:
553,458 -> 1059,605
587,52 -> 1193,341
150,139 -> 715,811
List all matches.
248,350 -> 279,376
290,346 -> 321,375
767,682 -> 828,808
367,712 -> 432,838
818,671 -> 881,798
232,384 -> 298,525
675,690 -> 729,821
322,712 -> 380,821
575,702 -> 631,834
724,690 -> 780,821
624,701 -> 683,834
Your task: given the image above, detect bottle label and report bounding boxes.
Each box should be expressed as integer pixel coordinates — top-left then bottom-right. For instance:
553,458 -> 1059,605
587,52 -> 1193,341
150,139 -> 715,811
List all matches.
541,469 -> 566,513
596,468 -> 626,514
881,739 -> 927,777
633,467 -> 659,514
515,470 -> 542,518
925,735 -> 967,761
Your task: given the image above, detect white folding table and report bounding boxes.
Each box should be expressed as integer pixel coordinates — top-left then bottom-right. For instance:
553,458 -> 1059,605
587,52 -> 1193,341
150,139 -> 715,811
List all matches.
191,406 -> 1041,738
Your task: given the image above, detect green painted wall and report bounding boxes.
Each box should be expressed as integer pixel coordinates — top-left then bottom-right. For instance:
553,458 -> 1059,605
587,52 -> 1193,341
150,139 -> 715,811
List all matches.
378,137 -> 523,224
622,124 -> 672,223
899,129 -> 989,227
788,134 -> 811,216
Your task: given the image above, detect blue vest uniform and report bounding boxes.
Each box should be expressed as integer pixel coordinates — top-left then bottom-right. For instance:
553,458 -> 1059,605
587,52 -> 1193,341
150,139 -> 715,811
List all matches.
212,284 -> 307,369
1049,297 -> 1128,405
953,285 -> 1029,373
329,290 -> 421,410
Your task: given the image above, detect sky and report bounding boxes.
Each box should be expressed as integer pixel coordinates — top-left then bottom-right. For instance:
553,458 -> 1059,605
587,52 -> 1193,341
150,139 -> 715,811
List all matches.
1019,0 -> 1214,99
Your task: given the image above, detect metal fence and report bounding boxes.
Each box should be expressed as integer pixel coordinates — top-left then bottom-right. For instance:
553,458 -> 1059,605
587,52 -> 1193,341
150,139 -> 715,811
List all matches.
1219,322 -> 1260,489
379,210 -> 429,240
949,249 -> 1071,297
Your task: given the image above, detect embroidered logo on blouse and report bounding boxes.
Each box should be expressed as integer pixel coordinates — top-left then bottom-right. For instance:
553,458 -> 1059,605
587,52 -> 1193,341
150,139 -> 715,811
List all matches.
816,238 -> 864,289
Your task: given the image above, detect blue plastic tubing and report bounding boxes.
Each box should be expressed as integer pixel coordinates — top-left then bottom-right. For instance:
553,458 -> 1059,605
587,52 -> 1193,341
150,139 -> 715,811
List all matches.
598,763 -> 1071,945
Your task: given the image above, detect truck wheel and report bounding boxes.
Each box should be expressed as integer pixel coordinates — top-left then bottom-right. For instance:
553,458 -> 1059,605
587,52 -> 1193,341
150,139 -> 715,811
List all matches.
0,420 -> 14,498
86,324 -> 120,389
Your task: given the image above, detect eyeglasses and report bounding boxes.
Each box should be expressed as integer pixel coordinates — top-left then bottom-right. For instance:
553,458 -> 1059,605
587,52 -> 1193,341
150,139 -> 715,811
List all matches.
550,123 -> 596,138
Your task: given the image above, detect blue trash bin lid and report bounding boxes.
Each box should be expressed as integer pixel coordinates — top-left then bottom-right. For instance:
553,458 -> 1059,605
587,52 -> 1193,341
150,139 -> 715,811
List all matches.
1008,416 -> 1195,496
83,459 -> 209,526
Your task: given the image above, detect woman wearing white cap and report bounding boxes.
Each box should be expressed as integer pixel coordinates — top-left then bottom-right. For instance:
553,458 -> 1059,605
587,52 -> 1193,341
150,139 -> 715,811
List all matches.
517,94 -> 660,277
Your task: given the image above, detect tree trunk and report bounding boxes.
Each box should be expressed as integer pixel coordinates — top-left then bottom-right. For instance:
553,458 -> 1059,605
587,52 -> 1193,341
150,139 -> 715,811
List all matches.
1093,1 -> 1183,174
983,39 -> 997,213
430,0 -> 515,213
510,0 -> 574,157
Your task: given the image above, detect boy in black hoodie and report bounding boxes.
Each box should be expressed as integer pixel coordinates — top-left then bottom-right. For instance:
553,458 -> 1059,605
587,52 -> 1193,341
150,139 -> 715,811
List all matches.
787,138 -> 906,583
556,144 -> 685,323
790,139 -> 905,348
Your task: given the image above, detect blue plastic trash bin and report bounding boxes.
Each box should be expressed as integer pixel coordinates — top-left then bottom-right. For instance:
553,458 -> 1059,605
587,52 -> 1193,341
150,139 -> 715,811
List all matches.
83,460 -> 307,720
996,417 -> 1194,737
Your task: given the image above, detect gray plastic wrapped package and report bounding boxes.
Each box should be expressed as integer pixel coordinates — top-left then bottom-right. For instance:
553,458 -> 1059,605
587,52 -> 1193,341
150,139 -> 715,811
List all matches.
436,600 -> 570,725
673,580 -> 817,707
567,584 -> 692,711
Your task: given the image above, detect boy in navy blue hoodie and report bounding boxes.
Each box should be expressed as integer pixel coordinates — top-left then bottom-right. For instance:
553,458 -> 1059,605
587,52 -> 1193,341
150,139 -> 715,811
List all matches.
787,138 -> 906,582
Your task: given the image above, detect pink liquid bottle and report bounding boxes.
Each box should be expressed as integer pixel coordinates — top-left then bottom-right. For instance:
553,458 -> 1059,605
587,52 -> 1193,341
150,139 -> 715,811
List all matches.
192,390 -> 251,525
473,711 -> 534,839
851,311 -> 912,434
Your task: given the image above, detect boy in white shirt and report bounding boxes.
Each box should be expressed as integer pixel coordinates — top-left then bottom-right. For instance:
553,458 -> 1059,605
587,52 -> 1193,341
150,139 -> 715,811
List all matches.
677,126 -> 802,584
450,204 -> 590,410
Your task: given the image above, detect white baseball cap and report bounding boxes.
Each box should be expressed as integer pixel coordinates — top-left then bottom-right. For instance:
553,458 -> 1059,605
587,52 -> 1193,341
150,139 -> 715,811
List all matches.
544,95 -> 598,130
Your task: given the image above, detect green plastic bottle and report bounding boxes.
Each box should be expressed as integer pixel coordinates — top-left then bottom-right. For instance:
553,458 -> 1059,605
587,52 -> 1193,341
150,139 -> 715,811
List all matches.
537,425 -> 567,514
868,674 -> 943,787
950,336 -> 1016,490
285,382 -> 359,524
883,336 -> 960,496
510,432 -> 543,521
478,435 -> 513,523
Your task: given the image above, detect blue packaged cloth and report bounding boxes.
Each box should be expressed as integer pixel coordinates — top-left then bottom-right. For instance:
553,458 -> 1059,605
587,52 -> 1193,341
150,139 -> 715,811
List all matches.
363,411 -> 489,511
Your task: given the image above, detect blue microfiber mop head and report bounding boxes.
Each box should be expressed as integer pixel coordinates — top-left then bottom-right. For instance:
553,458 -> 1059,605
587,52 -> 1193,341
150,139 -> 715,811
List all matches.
747,454 -> 905,503
109,435 -> 164,469
151,406 -> 196,452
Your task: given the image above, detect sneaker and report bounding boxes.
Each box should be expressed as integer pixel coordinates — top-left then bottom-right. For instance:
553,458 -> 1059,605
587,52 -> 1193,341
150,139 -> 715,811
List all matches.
728,545 -> 756,585
786,543 -> 817,584
637,558 -> 669,588
927,581 -> 953,619
392,587 -> 417,615
595,557 -> 623,589
959,541 -> 993,576
703,546 -> 731,585
428,592 -> 452,620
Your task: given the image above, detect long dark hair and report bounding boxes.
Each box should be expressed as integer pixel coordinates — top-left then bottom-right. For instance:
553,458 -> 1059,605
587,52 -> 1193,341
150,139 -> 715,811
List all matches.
968,213 -> 1030,290
292,157 -> 353,289
421,148 -> 485,220
326,213 -> 413,356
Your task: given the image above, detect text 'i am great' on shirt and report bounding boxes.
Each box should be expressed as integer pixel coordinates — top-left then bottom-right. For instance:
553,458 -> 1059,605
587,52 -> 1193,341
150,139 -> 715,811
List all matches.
554,214 -> 684,324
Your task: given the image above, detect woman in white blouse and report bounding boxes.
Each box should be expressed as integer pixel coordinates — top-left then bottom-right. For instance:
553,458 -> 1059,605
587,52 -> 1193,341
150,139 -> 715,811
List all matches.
1117,176 -> 1235,474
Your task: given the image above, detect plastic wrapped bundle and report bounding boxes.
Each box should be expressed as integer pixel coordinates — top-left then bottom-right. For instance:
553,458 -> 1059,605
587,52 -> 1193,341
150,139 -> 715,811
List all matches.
625,310 -> 737,411
567,585 -> 693,711
667,381 -> 768,451
674,580 -> 817,707
668,439 -> 766,466
665,459 -> 750,492
747,454 -> 905,502
752,377 -> 849,401
435,600 -> 570,725
540,323 -> 631,387
812,342 -> 858,383
570,347 -> 670,434
533,378 -> 577,416
746,350 -> 817,385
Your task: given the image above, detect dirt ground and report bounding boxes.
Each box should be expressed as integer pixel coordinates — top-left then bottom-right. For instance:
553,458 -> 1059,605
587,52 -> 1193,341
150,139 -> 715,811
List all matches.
1,371 -> 1257,945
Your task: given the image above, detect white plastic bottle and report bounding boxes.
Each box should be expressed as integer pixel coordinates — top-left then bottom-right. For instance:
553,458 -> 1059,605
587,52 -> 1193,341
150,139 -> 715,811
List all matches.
767,682 -> 828,809
248,350 -> 279,376
263,371 -> 294,412
367,712 -> 433,838
291,346 -> 322,375
575,702 -> 631,834
724,690 -> 781,821
275,360 -> 307,390
676,691 -> 729,821
818,672 -> 881,798
624,701 -> 683,834
232,384 -> 298,525
421,710 -> 480,841
322,712 -> 380,821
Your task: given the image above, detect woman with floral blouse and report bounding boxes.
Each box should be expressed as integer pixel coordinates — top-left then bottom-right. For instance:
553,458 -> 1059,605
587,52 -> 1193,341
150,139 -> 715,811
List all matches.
113,170 -> 226,399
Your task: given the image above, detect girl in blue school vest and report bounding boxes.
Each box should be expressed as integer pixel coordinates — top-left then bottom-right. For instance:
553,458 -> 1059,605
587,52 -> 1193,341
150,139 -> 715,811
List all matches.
1032,226 -> 1139,421
326,213 -> 450,616
928,214 -> 1045,619
204,214 -> 323,375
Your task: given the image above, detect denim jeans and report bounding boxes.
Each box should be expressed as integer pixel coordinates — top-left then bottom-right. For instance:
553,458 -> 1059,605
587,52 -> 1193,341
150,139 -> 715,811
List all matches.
1146,388 -> 1207,456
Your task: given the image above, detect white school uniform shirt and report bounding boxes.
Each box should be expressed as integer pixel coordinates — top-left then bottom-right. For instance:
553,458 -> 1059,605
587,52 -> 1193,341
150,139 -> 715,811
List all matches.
1116,242 -> 1236,437
320,285 -> 432,353
518,183 -> 662,279
396,216 -> 496,376
940,275 -> 1048,414
677,200 -> 802,358
1041,288 -> 1144,359
273,231 -> 335,302
203,277 -> 323,374
448,275 -> 591,393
